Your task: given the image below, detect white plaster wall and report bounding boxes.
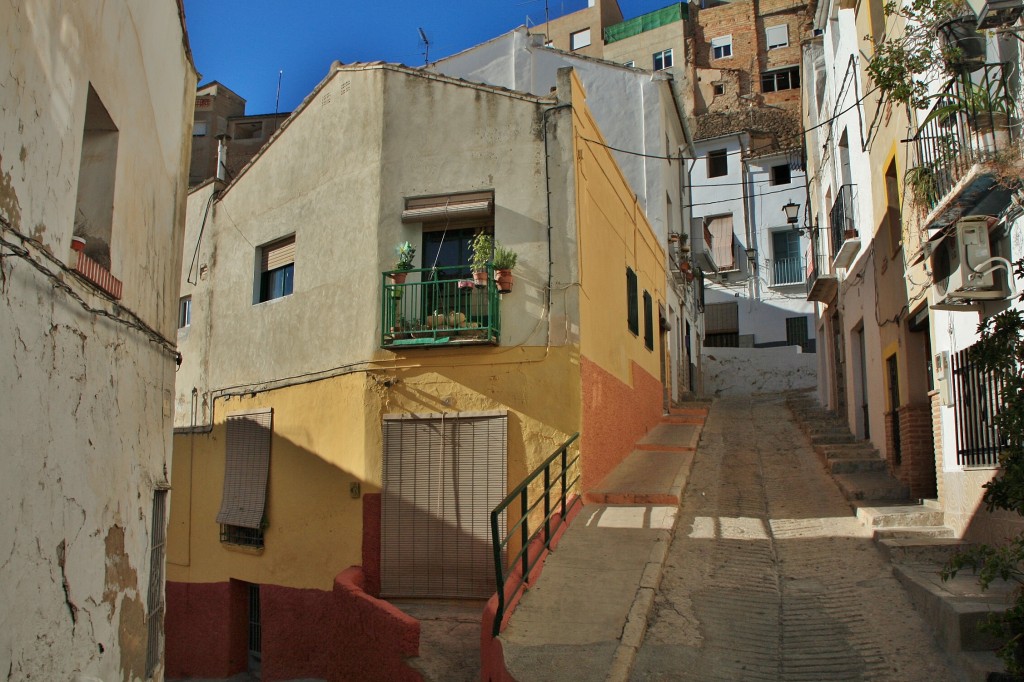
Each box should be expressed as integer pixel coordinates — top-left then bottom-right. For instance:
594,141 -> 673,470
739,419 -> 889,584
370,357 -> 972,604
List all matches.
0,1 -> 196,680
701,346 -> 818,397
174,65 -> 580,426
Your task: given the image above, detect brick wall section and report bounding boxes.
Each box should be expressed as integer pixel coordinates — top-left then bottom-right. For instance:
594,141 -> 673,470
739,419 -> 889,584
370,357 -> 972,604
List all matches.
885,404 -> 938,498
930,390 -> 944,503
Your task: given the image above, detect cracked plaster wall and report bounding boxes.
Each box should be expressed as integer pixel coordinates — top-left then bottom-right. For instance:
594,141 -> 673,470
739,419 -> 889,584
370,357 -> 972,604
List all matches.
0,1 -> 196,680
702,346 -> 817,397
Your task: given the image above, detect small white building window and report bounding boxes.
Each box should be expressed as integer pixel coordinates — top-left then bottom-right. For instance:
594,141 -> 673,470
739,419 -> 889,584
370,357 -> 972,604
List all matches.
570,28 -> 592,50
178,296 -> 192,329
653,49 -> 674,70
192,120 -> 208,137
711,35 -> 733,60
766,25 -> 789,50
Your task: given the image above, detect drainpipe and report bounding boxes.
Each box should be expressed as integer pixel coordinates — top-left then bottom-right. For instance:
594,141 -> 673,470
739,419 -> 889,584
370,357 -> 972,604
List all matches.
738,133 -> 758,303
543,102 -> 572,311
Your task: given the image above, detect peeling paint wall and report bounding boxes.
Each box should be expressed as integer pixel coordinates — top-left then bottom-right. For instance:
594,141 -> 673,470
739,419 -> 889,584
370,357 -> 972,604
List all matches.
702,346 -> 817,397
0,1 -> 197,680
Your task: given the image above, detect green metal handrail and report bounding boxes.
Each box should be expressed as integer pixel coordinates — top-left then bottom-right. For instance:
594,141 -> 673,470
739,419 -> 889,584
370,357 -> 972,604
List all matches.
489,432 -> 581,637
380,265 -> 500,347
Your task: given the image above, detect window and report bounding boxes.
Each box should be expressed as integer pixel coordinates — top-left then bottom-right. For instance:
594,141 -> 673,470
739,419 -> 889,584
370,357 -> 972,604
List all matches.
193,120 -> 208,137
707,214 -> 736,270
74,85 -> 118,273
626,267 -> 639,335
571,28 -> 592,50
713,83 -> 726,95
786,316 -> 810,352
643,291 -> 654,350
705,302 -> 739,346
951,343 -> 1010,468
711,35 -> 733,60
144,490 -> 168,678
707,148 -> 728,178
257,235 -> 295,303
772,230 -> 802,285
884,160 -> 902,254
762,66 -> 801,93
178,296 -> 192,329
770,164 -> 792,186
653,49 -> 674,70
217,409 -> 273,548
766,24 -> 789,50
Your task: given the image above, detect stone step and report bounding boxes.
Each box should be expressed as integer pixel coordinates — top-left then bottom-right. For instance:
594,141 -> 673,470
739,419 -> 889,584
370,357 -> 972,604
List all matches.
877,537 -> 967,565
960,650 -> 1008,682
833,472 -> 910,502
829,457 -> 889,475
818,442 -> 881,458
809,432 -> 858,445
873,525 -> 956,541
893,563 -> 1013,654
856,504 -> 945,528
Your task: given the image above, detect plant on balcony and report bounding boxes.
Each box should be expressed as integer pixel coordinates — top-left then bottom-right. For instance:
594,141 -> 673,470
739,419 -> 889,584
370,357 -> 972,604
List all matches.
905,164 -> 939,206
493,244 -> 518,294
942,257 -> 1024,676
864,0 -> 975,109
469,233 -> 493,288
390,241 -> 416,283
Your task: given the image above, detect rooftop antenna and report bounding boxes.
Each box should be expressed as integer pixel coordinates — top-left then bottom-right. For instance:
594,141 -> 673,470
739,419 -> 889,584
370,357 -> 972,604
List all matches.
418,27 -> 431,66
274,70 -> 283,115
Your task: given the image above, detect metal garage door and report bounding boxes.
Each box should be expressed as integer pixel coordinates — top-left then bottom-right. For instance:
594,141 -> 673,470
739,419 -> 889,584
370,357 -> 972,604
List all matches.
381,411 -> 507,599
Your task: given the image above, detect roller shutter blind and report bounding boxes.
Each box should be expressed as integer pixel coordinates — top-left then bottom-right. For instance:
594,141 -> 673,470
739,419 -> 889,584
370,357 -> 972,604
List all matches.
381,411 -> 507,599
260,236 -> 295,272
216,409 -> 272,529
707,215 -> 736,270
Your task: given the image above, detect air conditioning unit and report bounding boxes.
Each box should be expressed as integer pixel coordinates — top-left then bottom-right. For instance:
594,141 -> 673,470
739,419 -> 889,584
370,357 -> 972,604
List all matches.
931,216 -> 1008,306
966,0 -> 1024,27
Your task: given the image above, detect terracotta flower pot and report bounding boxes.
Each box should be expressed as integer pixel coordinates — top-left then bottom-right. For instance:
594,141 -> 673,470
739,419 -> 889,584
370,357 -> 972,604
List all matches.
473,270 -> 489,288
389,271 -> 408,284
495,269 -> 514,294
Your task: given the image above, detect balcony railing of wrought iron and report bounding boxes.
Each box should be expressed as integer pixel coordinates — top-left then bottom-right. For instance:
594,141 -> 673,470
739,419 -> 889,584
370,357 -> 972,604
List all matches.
772,256 -> 804,286
829,184 -> 856,256
490,433 -> 581,637
913,62 -> 1018,212
380,265 -> 500,347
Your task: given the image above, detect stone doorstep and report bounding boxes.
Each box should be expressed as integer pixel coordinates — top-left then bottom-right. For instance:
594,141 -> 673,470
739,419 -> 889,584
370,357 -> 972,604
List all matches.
809,432 -> 858,445
873,526 -> 956,540
832,472 -> 910,502
855,504 -> 945,528
877,537 -> 968,565
894,563 -> 1013,655
828,458 -> 889,475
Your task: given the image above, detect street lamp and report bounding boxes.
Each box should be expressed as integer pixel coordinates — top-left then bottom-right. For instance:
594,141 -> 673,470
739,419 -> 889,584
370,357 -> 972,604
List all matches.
744,246 -> 757,266
782,201 -> 800,225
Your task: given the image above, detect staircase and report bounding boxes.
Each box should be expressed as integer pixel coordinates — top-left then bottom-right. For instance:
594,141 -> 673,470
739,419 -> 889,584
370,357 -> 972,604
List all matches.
785,390 -> 1013,681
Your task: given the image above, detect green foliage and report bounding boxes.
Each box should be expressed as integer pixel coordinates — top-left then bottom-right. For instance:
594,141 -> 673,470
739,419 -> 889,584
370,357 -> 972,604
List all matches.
944,258 -> 1024,676
469,233 -> 494,273
493,244 -> 518,270
864,0 -> 968,109
394,241 -> 416,270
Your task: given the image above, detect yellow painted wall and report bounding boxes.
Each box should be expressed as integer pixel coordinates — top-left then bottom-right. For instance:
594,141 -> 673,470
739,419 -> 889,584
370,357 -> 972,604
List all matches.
167,346 -> 581,590
570,71 -> 668,385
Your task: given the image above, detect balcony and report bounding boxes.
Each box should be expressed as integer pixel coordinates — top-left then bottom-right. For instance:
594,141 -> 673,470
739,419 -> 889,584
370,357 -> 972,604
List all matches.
829,184 -> 861,269
771,256 -> 804,287
381,267 -> 500,348
912,62 -> 1018,230
806,251 -> 838,303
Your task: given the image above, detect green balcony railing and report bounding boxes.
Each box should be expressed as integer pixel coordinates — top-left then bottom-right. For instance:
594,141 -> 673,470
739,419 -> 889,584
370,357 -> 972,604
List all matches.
380,266 -> 500,348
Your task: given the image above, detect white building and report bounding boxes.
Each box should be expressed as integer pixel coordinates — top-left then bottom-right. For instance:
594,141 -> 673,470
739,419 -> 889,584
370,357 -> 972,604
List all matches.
0,2 -> 197,679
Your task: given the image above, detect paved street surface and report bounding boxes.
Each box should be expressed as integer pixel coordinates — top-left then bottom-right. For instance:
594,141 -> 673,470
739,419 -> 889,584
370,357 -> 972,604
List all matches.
632,395 -> 962,682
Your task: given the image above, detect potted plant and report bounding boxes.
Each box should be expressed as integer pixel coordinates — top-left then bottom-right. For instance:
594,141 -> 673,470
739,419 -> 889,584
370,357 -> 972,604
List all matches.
390,241 -> 415,283
493,244 -> 518,294
906,165 -> 939,207
389,317 -> 411,340
469,233 -> 493,288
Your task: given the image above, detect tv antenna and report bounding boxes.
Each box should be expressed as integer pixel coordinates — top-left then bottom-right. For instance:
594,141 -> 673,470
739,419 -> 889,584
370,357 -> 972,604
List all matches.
418,27 -> 431,66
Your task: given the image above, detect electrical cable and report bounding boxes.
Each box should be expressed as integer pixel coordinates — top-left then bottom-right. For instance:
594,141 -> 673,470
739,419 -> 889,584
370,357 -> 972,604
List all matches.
1,220 -> 180,361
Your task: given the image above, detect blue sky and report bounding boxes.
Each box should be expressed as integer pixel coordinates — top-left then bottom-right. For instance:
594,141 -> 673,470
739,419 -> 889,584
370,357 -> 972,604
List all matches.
182,0 -> 668,113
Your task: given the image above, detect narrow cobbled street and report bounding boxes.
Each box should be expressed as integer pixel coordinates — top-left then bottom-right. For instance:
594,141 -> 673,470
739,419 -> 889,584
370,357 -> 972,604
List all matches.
632,395 -> 962,681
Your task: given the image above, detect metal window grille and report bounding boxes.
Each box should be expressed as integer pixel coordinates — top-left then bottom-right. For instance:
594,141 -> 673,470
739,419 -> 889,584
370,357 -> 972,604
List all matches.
952,346 -> 1009,467
381,412 -> 508,599
785,316 -> 809,352
220,524 -> 265,548
643,291 -> 654,350
145,490 -> 168,678
626,268 -> 639,335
